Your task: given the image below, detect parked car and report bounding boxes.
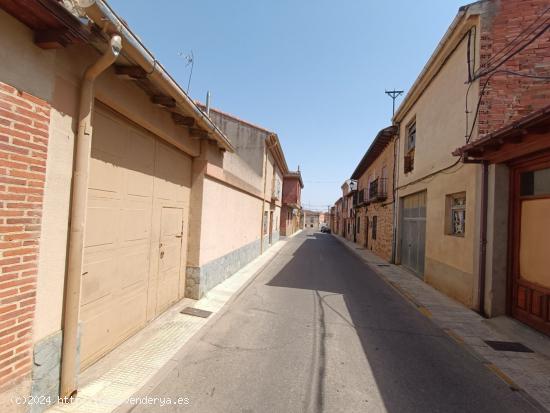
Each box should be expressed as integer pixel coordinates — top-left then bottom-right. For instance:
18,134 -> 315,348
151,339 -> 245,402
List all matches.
321,226 -> 331,233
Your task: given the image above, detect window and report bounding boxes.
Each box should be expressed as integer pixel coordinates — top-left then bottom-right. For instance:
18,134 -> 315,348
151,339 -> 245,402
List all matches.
446,193 -> 466,236
356,216 -> 360,233
520,168 -> 550,197
404,120 -> 416,173
381,165 -> 388,194
372,216 -> 377,240
406,121 -> 416,151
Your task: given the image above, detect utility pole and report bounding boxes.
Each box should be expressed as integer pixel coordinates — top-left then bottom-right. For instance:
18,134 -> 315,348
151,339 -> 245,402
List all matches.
385,89 -> 404,117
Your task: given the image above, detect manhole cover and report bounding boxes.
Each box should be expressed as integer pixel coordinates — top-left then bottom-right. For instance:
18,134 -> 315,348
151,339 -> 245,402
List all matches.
377,264 -> 390,267
180,307 -> 212,318
484,340 -> 534,353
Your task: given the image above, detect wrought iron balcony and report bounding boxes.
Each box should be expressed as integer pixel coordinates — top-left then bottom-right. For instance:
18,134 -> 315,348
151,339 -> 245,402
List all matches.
368,178 -> 387,203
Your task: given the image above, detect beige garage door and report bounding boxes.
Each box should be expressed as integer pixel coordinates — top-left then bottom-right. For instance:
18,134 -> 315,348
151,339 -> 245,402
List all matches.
79,105 -> 191,369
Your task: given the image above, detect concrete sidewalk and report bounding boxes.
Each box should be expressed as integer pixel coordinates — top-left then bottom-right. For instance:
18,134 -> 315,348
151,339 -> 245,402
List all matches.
334,234 -> 550,411
45,232 -> 301,413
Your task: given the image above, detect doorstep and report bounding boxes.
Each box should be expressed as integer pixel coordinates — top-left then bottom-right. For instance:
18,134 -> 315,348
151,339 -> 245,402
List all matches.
334,234 -> 550,412
45,237 -> 290,413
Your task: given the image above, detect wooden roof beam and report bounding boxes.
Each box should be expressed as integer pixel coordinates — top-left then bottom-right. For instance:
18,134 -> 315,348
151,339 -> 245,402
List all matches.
172,113 -> 195,127
189,128 -> 209,140
34,29 -> 69,49
151,95 -> 176,108
115,65 -> 148,80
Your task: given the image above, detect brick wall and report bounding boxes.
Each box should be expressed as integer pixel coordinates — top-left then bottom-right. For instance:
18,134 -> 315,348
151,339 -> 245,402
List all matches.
0,82 -> 50,391
478,0 -> 550,136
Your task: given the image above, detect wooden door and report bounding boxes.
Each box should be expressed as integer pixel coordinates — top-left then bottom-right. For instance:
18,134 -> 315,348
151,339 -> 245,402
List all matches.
510,154 -> 550,335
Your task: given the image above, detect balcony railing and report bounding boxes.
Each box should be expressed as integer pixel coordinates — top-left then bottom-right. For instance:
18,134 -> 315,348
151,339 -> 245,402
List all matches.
368,178 -> 387,203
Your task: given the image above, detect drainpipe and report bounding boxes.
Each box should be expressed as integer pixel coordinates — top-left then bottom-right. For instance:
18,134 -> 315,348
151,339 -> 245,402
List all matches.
60,35 -> 122,400
391,126 -> 400,264
478,161 -> 489,317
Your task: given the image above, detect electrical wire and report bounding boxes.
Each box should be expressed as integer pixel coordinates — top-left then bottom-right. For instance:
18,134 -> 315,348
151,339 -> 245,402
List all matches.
467,69 -> 550,144
473,19 -> 550,80
479,6 -> 550,71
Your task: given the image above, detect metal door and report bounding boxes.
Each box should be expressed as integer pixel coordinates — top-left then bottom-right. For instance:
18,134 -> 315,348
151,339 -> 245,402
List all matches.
80,106 -> 191,369
400,191 -> 426,277
156,207 -> 184,315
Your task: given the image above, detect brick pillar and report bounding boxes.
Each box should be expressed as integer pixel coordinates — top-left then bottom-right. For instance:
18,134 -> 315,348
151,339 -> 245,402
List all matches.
0,82 -> 50,398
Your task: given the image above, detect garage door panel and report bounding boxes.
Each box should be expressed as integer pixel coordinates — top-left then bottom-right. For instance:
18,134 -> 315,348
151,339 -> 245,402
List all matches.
154,142 -> 191,202
80,307 -> 115,368
119,245 -> 150,289
93,110 -> 129,155
122,206 -> 152,242
85,204 -> 119,248
126,169 -> 154,198
124,131 -> 155,197
81,255 -> 118,306
111,284 -> 148,334
89,154 -> 123,195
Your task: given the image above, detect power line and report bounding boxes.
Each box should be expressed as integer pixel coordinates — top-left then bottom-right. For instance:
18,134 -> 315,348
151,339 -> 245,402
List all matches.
473,19 -> 550,81
480,6 -> 550,70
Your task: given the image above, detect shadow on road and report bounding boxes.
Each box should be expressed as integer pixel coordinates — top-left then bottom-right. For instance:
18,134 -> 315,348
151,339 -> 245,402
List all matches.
265,232 -> 533,413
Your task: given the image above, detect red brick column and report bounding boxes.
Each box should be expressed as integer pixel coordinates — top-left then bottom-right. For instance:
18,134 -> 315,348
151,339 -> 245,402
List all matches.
0,82 -> 50,391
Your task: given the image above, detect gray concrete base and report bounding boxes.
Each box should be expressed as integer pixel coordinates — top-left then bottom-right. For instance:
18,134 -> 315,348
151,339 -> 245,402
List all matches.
30,331 -> 62,412
29,328 -> 81,413
186,238 -> 262,299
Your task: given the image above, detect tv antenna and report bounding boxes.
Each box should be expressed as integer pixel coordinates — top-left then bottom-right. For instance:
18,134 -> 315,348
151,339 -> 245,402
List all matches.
385,89 -> 404,117
178,50 -> 194,94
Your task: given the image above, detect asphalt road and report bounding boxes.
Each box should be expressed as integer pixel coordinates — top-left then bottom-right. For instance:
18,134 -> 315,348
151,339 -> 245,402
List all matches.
133,230 -> 537,413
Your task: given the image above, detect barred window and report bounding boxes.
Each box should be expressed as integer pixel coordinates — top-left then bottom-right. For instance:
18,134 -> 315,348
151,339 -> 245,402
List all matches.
446,193 -> 466,236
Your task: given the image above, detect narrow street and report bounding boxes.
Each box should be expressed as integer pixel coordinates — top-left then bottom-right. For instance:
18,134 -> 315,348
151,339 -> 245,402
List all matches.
133,230 -> 535,413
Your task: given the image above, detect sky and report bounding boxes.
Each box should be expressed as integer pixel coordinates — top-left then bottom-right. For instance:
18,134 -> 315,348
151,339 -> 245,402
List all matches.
109,0 -> 467,211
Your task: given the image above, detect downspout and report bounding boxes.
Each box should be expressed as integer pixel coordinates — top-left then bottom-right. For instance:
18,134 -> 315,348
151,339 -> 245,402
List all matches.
60,35 -> 122,400
478,160 -> 489,317
391,126 -> 400,264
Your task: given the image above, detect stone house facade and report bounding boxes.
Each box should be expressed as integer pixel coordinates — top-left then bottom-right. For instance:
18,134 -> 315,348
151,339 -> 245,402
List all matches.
351,126 -> 397,262
340,180 -> 357,241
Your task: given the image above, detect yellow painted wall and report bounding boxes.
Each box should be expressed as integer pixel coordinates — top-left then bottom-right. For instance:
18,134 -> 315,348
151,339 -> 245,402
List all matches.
395,31 -> 482,308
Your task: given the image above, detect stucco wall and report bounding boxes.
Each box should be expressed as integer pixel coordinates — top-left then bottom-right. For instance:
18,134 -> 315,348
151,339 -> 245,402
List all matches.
0,10 -> 55,102
199,177 -> 262,265
209,110 -> 266,192
397,37 -> 479,187
395,31 -> 482,308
